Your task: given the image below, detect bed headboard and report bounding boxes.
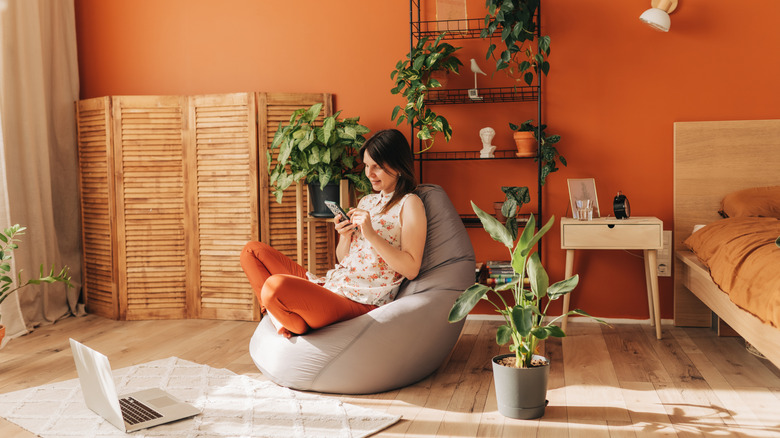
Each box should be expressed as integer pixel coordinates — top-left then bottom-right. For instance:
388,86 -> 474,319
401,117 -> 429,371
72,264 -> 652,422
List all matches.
673,119 -> 780,325
674,119 -> 780,241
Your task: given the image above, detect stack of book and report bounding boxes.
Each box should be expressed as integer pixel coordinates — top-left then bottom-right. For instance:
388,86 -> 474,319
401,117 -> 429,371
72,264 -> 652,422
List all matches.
478,260 -> 520,286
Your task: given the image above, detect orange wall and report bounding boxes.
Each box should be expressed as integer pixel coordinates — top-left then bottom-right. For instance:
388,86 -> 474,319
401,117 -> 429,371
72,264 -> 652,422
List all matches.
74,0 -> 780,320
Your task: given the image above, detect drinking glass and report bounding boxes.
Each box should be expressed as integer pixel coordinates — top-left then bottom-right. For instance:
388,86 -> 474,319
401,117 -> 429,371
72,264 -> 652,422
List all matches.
575,199 -> 593,221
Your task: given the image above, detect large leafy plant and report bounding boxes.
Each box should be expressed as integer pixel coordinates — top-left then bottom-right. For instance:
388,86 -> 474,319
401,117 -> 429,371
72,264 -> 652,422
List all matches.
448,204 -> 603,368
268,103 -> 372,203
0,225 -> 73,324
509,119 -> 565,185
390,32 -> 463,152
482,0 -> 551,86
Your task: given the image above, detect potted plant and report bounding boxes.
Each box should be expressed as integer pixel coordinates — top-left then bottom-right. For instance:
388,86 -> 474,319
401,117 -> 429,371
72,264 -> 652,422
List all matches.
509,119 -> 536,158
0,225 -> 72,346
494,186 -> 530,230
448,204 -> 604,419
268,103 -> 372,215
390,32 -> 463,152
509,119 -> 565,186
482,0 -> 551,86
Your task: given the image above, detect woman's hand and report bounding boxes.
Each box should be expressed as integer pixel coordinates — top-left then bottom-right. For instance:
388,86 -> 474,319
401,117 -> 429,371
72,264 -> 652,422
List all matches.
333,213 -> 356,236
334,212 -> 357,262
347,208 -> 378,240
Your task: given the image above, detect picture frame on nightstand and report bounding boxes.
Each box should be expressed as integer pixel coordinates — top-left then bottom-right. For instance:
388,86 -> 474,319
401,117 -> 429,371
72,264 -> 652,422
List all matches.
567,178 -> 600,219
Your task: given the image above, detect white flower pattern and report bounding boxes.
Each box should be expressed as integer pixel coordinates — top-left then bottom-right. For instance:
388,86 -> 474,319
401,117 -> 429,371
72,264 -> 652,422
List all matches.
309,192 -> 412,306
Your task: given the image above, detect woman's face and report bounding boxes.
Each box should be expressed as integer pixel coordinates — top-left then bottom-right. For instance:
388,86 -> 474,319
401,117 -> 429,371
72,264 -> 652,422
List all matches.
363,152 -> 398,194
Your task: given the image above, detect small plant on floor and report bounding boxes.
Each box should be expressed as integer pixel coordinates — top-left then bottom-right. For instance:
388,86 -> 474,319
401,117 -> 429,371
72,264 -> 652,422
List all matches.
0,225 -> 73,324
448,205 -> 605,368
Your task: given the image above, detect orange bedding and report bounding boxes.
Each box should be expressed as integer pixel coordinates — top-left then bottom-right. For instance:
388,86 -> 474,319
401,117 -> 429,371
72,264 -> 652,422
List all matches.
684,217 -> 780,328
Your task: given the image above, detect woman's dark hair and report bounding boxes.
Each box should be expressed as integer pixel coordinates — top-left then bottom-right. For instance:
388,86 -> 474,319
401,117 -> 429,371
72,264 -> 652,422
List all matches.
359,129 -> 417,213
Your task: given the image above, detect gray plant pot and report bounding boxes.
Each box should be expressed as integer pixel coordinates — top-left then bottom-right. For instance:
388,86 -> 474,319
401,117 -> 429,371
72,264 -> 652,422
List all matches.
492,353 -> 550,419
308,182 -> 341,218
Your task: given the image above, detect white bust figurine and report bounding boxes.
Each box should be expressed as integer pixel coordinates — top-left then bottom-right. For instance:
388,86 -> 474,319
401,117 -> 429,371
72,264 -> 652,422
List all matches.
479,127 -> 497,158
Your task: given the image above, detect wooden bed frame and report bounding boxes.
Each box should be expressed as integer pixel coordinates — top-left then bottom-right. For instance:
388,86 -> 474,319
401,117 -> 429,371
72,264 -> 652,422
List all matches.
674,119 -> 780,369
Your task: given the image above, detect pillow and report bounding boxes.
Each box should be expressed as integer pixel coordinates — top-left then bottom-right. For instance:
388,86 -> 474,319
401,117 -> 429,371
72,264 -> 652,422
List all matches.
720,186 -> 780,218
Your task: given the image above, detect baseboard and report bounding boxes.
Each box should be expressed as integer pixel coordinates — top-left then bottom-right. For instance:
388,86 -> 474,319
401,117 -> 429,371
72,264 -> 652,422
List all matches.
466,314 -> 675,326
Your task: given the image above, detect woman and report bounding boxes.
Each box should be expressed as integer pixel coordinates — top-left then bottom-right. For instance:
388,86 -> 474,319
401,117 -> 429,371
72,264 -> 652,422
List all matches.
240,129 -> 427,337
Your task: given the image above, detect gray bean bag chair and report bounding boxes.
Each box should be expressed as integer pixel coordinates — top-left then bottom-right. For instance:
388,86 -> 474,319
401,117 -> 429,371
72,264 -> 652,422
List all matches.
248,184 -> 475,394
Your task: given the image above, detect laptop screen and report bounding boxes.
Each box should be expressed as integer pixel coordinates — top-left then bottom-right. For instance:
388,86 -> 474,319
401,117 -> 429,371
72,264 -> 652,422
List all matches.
69,338 -> 126,431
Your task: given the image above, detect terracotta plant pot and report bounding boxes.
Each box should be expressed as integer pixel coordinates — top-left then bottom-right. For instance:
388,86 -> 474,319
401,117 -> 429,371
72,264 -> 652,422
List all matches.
493,201 -> 507,223
494,202 -> 519,224
0,324 -> 5,346
513,131 -> 537,157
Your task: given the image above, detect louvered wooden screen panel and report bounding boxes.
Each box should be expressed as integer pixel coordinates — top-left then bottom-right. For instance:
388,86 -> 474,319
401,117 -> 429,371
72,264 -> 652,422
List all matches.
76,97 -> 117,319
188,93 -> 260,320
77,92 -> 332,321
112,96 -> 188,320
257,93 -> 336,276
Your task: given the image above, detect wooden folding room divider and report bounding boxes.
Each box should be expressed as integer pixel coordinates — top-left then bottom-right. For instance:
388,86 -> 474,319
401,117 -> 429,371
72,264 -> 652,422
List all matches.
76,92 -> 336,321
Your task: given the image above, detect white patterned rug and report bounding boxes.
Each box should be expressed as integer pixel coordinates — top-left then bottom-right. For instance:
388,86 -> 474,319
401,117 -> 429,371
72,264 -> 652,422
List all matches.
0,357 -> 399,437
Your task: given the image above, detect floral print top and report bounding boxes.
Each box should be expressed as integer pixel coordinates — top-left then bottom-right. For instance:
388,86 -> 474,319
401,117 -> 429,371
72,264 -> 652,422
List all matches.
309,191 -> 413,306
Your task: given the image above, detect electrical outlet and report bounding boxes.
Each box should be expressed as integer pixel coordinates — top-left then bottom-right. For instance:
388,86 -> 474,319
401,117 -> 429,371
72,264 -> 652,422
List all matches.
657,230 -> 672,277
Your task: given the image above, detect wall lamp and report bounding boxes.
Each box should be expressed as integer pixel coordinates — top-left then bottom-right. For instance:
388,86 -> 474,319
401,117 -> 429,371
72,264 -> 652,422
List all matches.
639,0 -> 678,32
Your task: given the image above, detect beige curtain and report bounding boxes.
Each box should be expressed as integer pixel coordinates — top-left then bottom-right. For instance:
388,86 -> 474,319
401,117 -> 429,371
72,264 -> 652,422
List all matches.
0,0 -> 81,343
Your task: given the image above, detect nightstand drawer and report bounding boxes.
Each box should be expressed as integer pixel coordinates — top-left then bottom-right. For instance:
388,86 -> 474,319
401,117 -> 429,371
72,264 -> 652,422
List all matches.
560,217 -> 663,250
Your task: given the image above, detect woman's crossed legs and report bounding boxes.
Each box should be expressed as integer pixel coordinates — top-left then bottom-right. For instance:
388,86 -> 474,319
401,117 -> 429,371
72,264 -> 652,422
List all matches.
240,241 -> 375,337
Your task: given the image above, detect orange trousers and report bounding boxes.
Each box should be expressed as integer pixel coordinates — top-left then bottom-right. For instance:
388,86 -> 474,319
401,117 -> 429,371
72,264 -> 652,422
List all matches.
240,241 -> 376,335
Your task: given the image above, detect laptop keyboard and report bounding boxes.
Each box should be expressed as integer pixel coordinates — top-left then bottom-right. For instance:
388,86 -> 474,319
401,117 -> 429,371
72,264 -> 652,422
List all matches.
120,396 -> 163,425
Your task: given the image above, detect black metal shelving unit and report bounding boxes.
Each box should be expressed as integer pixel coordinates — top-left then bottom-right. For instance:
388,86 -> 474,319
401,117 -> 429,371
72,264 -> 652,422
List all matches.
425,86 -> 539,105
408,1 -> 545,247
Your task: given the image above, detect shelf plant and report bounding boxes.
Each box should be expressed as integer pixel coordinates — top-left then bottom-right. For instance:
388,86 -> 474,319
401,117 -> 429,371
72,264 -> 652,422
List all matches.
1,225 -> 73,342
482,0 -> 551,86
390,32 -> 463,152
509,119 -> 565,185
268,103 -> 372,204
498,186 -> 530,238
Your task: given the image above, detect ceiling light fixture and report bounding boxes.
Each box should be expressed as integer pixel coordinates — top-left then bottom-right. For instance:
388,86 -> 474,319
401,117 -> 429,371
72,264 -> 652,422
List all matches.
639,0 -> 678,32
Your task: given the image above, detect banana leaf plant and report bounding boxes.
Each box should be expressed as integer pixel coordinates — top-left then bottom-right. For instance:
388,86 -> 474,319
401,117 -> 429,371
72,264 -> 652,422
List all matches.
448,203 -> 605,368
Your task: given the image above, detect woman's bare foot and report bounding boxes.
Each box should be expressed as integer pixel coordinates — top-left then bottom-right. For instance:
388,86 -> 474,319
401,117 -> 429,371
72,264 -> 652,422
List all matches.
277,327 -> 293,338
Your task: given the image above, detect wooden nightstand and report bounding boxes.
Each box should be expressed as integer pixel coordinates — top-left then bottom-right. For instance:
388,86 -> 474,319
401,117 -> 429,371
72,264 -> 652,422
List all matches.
560,216 -> 664,339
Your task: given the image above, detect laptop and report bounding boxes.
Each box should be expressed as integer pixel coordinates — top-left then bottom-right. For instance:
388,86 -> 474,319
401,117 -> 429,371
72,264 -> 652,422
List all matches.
69,338 -> 200,432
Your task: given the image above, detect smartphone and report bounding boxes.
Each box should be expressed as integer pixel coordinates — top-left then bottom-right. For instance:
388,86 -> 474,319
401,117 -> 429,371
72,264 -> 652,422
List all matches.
324,200 -> 350,223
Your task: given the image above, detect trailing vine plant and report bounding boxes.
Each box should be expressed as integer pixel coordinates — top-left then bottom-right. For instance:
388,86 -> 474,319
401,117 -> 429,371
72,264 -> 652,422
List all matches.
482,0 -> 551,86
390,32 -> 463,152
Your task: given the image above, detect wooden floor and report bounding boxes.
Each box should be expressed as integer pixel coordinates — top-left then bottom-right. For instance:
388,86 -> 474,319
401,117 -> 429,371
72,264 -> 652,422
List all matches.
1,315 -> 779,437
